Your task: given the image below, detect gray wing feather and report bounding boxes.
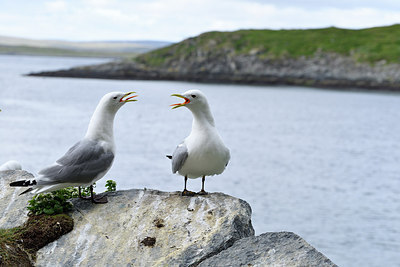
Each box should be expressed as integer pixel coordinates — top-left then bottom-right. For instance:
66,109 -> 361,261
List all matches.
38,140 -> 114,185
171,143 -> 188,173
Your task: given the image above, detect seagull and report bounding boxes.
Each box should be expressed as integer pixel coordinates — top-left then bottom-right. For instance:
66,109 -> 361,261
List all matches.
0,160 -> 22,171
10,91 -> 137,203
168,89 -> 230,196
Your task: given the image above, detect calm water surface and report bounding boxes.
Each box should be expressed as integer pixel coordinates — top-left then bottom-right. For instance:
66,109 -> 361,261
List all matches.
0,55 -> 399,267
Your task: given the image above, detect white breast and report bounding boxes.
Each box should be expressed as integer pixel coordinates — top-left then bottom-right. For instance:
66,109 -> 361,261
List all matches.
178,129 -> 230,178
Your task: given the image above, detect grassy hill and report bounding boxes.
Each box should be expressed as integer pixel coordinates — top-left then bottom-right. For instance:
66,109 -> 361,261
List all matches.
137,24 -> 400,66
30,24 -> 400,91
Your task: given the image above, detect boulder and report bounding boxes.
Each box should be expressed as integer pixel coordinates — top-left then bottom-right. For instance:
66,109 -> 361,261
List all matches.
198,232 -> 337,267
0,170 -> 32,228
1,171 -> 336,266
35,189 -> 254,266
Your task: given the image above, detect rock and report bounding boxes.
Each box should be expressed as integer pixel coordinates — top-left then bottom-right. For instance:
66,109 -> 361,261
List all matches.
0,160 -> 22,171
35,189 -> 254,266
0,170 -> 32,228
28,50 -> 400,91
198,232 -> 337,267
1,171 -> 336,266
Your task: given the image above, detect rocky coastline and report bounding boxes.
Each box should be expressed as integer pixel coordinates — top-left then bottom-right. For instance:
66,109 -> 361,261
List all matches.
28,51 -> 400,91
1,170 -> 337,266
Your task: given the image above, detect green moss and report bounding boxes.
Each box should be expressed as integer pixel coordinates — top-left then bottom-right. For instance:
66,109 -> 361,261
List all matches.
0,227 -> 28,266
0,214 -> 73,266
135,24 -> 400,67
1,181 -> 117,266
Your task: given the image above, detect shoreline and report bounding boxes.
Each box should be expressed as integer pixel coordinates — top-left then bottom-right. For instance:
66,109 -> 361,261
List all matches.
27,51 -> 400,92
28,67 -> 400,92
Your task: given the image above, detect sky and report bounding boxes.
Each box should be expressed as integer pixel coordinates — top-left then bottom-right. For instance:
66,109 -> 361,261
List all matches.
1,0 -> 400,42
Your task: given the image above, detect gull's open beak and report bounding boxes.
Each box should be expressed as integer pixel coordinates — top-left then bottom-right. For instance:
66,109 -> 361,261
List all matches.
171,94 -> 190,109
120,92 -> 138,102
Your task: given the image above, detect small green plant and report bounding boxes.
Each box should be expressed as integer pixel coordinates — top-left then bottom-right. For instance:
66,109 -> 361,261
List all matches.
80,183 -> 94,197
27,188 -> 77,215
27,180 -> 117,215
105,180 -> 117,192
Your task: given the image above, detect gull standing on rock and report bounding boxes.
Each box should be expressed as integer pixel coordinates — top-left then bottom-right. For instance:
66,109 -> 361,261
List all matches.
168,89 -> 230,196
10,91 -> 137,203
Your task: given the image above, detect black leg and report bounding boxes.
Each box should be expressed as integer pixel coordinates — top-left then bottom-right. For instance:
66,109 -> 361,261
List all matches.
90,185 -> 108,204
198,176 -> 208,195
182,175 -> 195,196
90,185 -> 94,201
185,175 -> 188,190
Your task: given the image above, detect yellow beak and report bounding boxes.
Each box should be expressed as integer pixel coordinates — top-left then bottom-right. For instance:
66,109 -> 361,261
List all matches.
120,92 -> 138,102
170,94 -> 190,109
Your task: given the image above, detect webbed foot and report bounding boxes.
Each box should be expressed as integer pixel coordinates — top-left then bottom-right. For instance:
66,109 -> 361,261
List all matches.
181,189 -> 196,196
197,190 -> 208,195
92,195 -> 108,204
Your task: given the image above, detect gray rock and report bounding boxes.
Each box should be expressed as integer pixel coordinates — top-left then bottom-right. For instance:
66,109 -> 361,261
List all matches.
1,171 -> 336,266
198,232 -> 337,267
35,189 -> 254,266
0,170 -> 32,228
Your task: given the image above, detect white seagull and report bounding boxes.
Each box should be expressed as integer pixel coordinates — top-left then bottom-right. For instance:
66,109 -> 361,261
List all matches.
10,91 -> 137,203
168,89 -> 230,196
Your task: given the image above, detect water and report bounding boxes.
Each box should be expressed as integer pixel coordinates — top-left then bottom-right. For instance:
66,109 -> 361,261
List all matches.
0,55 -> 399,267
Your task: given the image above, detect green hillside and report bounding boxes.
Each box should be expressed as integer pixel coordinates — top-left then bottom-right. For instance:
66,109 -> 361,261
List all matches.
137,24 -> 400,66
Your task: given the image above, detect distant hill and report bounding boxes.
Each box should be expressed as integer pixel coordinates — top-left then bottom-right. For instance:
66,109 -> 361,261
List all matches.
0,35 -> 171,58
136,24 -> 400,66
29,25 -> 400,90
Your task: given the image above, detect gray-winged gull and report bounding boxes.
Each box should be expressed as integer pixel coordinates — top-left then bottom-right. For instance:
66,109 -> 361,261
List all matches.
10,91 -> 137,203
168,89 -> 230,196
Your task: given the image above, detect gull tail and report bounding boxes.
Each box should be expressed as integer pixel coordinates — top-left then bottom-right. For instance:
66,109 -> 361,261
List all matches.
166,155 -> 172,159
10,179 -> 37,187
19,188 -> 34,195
10,179 -> 37,196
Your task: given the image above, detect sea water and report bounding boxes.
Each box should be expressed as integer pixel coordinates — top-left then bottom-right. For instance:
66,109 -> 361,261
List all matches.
0,55 -> 399,267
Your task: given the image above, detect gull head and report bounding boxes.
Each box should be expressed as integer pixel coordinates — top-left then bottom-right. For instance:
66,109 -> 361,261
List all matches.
170,89 -> 209,111
100,91 -> 138,112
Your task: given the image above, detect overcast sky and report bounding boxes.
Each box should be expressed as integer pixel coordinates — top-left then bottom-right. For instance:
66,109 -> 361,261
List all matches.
1,0 -> 400,42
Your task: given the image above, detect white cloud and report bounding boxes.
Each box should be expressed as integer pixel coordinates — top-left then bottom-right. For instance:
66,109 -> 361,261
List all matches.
45,0 -> 67,12
0,0 -> 399,41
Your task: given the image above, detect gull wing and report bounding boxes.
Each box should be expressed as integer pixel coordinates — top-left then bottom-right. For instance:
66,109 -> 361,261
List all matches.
37,139 -> 114,185
171,143 -> 188,173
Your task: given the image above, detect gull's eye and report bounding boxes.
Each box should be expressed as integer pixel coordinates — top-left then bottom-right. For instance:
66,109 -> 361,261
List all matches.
191,95 -> 196,98
113,96 -> 118,100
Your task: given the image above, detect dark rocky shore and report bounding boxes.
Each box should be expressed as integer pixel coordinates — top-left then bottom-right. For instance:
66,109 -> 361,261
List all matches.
28,51 -> 400,91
